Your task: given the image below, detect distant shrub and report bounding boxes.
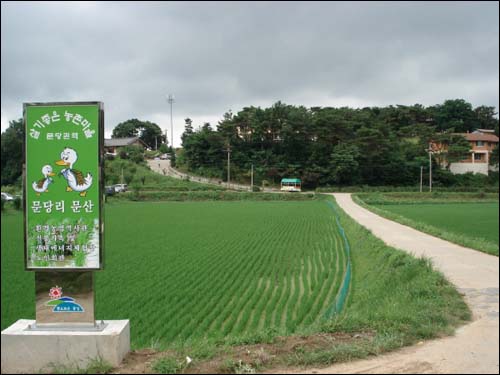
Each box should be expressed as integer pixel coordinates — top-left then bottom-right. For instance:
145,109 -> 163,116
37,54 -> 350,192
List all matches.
130,181 -> 142,201
170,151 -> 176,167
123,172 -> 134,185
13,196 -> 22,210
144,150 -> 160,159
1,185 -> 20,195
118,150 -> 128,159
117,145 -> 144,163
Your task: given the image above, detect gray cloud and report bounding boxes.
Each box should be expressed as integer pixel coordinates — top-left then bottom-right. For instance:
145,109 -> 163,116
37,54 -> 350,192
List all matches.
2,1 -> 498,146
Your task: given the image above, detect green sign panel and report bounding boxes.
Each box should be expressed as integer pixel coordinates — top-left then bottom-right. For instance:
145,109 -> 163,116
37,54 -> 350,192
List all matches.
24,102 -> 104,270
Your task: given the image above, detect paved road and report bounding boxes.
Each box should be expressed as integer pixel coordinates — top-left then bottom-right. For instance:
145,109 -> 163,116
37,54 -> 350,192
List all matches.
146,159 -> 278,192
284,193 -> 499,374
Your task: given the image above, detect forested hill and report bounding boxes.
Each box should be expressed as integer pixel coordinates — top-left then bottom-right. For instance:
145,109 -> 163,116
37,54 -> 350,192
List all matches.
178,99 -> 499,188
1,99 -> 498,188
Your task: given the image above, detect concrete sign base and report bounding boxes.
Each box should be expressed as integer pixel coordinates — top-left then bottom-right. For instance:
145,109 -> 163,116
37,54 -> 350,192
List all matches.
1,319 -> 130,374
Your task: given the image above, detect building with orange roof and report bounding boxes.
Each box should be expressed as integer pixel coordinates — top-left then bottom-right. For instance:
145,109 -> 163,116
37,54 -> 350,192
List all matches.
430,129 -> 498,175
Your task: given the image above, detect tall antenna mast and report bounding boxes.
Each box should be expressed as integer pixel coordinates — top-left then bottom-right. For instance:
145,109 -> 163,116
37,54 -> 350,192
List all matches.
167,94 -> 175,148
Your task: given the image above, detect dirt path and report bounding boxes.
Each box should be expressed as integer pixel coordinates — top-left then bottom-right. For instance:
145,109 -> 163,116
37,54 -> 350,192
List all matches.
281,193 -> 499,374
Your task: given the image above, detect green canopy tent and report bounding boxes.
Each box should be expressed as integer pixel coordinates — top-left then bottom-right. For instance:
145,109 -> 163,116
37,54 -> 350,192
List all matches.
280,178 -> 301,192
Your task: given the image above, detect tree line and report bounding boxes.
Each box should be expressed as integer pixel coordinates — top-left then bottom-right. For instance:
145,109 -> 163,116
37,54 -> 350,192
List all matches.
1,99 -> 498,188
1,118 -> 169,186
177,99 -> 499,188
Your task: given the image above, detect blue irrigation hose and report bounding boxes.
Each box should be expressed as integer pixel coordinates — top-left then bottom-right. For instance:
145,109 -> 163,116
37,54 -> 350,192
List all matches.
324,200 -> 352,318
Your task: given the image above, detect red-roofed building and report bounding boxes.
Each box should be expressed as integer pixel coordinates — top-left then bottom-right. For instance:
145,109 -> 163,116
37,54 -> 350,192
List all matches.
430,130 -> 499,175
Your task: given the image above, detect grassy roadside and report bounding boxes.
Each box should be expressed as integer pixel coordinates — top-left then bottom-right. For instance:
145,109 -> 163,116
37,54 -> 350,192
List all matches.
105,158 -> 225,192
278,195 -> 471,368
353,193 -> 499,256
353,191 -> 499,204
315,186 -> 499,193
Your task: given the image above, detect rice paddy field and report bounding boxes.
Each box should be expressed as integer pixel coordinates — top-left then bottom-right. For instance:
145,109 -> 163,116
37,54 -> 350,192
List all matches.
354,193 -> 499,255
2,196 -> 472,369
373,203 -> 499,246
1,200 -> 348,348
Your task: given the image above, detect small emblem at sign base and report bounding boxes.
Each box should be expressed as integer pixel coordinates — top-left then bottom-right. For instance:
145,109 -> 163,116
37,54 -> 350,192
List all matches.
46,286 -> 84,313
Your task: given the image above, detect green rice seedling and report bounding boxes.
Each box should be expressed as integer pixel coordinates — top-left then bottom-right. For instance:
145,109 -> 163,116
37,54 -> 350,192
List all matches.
354,194 -> 498,255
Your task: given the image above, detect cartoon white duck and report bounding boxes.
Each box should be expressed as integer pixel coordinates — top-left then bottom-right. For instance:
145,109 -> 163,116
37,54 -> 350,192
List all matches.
55,147 -> 93,197
32,165 -> 56,196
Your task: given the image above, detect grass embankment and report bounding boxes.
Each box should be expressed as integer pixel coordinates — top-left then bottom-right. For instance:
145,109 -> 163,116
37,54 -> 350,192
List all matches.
108,191 -> 316,202
316,186 -> 499,193
353,192 -> 499,256
353,191 -> 499,204
106,158 -> 225,192
1,197 -> 470,373
271,195 -> 471,368
107,159 -> 318,201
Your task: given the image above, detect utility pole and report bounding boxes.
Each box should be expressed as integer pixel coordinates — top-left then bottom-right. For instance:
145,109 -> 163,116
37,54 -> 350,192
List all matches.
167,94 -> 175,149
226,145 -> 231,189
155,136 -> 157,150
428,143 -> 432,192
420,166 -> 423,193
250,163 -> 254,192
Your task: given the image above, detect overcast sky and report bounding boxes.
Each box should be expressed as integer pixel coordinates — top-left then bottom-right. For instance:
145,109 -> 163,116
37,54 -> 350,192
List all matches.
1,1 -> 498,147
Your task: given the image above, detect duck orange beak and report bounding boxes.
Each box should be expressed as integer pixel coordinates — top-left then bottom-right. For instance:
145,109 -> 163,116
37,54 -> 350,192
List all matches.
48,172 -> 56,176
55,160 -> 70,166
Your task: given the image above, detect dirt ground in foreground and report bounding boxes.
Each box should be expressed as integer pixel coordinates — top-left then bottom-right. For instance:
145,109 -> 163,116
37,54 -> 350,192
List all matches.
110,331 -> 374,374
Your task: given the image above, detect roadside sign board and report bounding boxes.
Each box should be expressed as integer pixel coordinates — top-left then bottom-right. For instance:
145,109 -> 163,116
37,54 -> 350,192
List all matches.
24,102 -> 104,270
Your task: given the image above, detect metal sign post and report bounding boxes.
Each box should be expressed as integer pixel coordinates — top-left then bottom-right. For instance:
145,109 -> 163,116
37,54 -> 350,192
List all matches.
23,102 -> 104,330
